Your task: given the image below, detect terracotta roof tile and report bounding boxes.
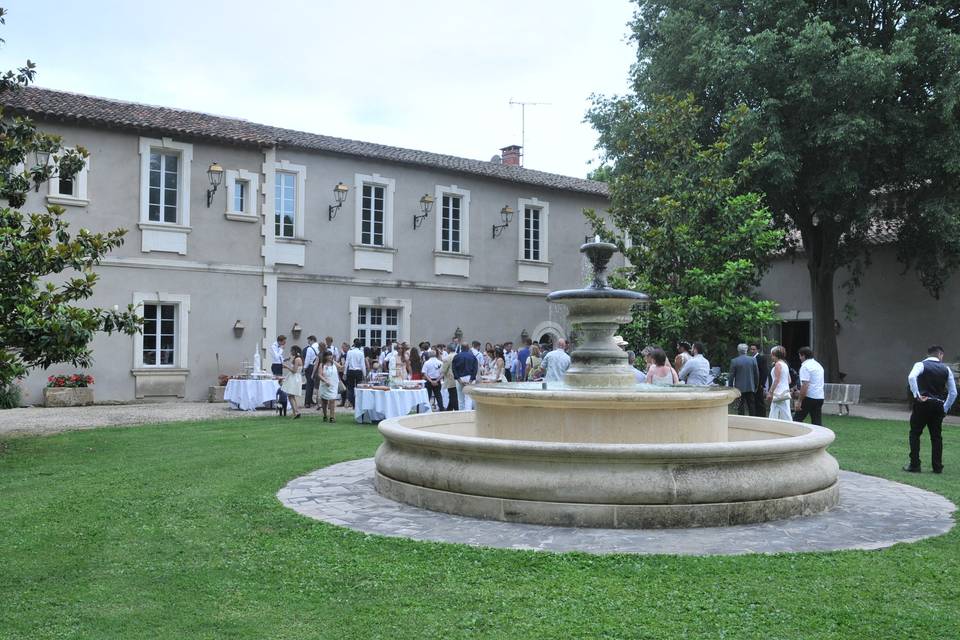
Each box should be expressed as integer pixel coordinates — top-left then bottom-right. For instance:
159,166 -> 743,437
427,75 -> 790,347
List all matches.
0,86 -> 609,198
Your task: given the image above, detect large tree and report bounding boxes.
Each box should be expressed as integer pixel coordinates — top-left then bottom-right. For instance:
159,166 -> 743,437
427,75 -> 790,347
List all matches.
592,1 -> 960,379
586,94 -> 783,360
0,8 -> 140,391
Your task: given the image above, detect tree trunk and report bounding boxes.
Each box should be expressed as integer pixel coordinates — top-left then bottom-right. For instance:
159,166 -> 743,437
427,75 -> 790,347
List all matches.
809,264 -> 840,383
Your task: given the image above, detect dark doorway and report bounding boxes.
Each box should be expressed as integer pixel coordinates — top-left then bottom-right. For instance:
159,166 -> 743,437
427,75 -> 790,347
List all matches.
780,320 -> 811,373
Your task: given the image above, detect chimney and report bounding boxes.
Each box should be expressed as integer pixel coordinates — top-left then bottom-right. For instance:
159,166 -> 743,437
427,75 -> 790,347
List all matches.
500,145 -> 522,166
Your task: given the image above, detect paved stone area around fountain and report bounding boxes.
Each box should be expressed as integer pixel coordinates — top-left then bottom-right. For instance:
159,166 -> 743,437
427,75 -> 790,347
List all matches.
278,458 -> 956,556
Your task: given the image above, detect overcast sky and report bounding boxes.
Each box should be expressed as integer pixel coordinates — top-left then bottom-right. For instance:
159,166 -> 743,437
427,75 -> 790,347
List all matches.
1,1 -> 637,178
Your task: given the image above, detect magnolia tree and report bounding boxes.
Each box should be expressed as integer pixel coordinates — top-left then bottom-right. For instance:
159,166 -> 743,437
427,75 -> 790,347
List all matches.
586,94 -> 783,360
0,9 -> 140,391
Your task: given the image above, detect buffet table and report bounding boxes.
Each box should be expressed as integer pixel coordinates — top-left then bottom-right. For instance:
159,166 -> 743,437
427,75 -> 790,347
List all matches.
354,387 -> 431,423
224,378 -> 281,411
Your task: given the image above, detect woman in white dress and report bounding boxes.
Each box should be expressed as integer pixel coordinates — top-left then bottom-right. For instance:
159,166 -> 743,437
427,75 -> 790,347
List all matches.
316,351 -> 339,423
280,345 -> 304,419
488,346 -> 507,383
646,348 -> 680,385
767,345 -> 792,421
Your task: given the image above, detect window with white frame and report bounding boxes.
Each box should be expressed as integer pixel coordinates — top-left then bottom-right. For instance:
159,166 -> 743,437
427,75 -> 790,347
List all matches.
149,151 -> 180,223
138,137 -> 192,229
433,184 -> 471,258
275,171 -> 296,237
142,302 -> 177,366
353,173 -> 395,253
356,306 -> 399,347
224,169 -> 259,220
47,150 -> 90,205
361,183 -> 385,246
440,194 -> 462,253
523,206 -> 543,261
132,291 -> 190,369
234,179 -> 247,213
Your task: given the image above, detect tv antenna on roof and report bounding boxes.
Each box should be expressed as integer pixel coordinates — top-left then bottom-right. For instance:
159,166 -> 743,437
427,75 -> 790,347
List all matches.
509,98 -> 551,166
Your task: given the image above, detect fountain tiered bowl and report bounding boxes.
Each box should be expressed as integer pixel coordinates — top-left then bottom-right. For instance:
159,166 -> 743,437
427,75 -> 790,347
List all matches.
374,243 -> 839,528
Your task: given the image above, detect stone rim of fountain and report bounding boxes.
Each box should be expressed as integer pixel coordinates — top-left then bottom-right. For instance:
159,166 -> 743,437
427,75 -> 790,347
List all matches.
372,241 -> 840,528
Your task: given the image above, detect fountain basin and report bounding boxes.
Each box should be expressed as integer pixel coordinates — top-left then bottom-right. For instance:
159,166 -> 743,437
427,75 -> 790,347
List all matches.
375,412 -> 840,529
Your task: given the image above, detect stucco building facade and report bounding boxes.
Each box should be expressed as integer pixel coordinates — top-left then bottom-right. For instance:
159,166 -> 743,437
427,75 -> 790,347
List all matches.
5,87 -> 611,404
760,248 -> 960,400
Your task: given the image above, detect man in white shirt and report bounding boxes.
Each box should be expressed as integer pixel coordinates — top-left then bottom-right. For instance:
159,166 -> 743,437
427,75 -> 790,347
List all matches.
421,350 -> 445,411
471,341 -> 485,370
793,346 -> 825,425
269,335 -> 286,376
678,342 -> 710,386
503,341 -> 517,382
440,343 -> 459,411
344,338 -> 367,408
904,345 -> 957,473
538,339 -> 571,382
302,335 -> 320,408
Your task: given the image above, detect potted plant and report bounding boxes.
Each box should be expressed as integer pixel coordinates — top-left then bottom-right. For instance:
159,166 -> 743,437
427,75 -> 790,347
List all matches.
44,373 -> 95,407
209,374 -> 230,403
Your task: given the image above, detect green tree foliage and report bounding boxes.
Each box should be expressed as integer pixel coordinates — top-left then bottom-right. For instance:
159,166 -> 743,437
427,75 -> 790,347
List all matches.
595,1 -> 960,379
0,7 -> 140,389
586,94 -> 783,359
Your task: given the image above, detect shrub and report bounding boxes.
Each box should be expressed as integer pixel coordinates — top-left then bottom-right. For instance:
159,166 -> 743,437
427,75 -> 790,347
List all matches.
0,383 -> 22,409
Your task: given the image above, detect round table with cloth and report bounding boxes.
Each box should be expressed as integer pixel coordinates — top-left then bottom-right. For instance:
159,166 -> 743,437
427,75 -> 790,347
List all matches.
224,378 -> 281,411
354,388 -> 431,423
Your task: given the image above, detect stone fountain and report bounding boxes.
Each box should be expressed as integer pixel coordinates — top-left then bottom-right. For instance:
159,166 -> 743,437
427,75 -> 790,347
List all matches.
375,243 -> 839,528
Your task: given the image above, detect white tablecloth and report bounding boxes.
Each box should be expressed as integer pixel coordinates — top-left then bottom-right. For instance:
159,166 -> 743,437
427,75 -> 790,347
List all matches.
224,378 -> 280,411
354,388 -> 431,423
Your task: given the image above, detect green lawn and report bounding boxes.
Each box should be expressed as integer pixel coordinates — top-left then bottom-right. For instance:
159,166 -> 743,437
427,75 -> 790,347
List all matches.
1,413 -> 957,640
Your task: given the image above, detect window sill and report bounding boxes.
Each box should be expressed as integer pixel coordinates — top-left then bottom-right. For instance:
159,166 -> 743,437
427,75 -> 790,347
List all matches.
516,258 -> 552,266
351,243 -> 397,254
225,212 -> 258,223
47,195 -> 89,207
138,222 -> 192,234
276,237 -> 309,245
433,250 -> 473,260
131,367 -> 190,374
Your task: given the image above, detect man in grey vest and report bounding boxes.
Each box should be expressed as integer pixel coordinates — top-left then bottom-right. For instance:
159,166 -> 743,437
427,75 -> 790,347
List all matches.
729,343 -> 760,416
905,345 -> 957,473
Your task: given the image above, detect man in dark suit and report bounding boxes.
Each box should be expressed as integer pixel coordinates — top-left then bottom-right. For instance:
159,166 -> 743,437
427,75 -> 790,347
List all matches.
452,341 -> 479,411
729,343 -> 760,416
749,342 -> 769,417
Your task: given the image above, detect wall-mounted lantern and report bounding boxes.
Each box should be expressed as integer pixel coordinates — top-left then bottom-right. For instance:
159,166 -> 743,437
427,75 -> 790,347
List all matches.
492,204 -> 514,238
233,320 -> 245,338
291,322 -> 302,339
453,326 -> 463,341
328,182 -> 349,220
34,148 -> 51,168
520,328 -> 530,342
206,162 -> 224,207
413,193 -> 435,229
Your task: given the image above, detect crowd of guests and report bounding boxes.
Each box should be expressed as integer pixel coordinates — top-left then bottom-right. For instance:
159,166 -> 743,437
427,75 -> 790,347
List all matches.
626,340 -> 827,426
266,332 -> 832,427
265,334 -> 575,418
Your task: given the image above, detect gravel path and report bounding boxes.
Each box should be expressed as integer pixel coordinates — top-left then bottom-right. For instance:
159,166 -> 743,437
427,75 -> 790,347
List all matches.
0,402 -> 272,437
